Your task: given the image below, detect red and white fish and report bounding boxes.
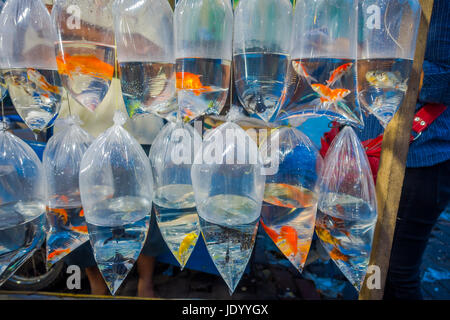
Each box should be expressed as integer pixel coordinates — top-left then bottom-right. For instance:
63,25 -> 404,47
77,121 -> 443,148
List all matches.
292,61 -> 317,83
326,62 -> 353,87
311,84 -> 351,104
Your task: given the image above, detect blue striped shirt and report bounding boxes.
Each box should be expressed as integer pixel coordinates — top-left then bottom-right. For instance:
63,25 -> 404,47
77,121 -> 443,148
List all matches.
357,0 -> 450,168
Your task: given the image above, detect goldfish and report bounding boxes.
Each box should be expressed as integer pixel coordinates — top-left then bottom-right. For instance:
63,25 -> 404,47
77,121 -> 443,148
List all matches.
176,72 -> 212,96
178,232 -> 198,263
311,84 -> 351,104
365,70 -> 408,91
79,209 -> 84,217
264,183 -> 315,209
326,62 -> 353,87
27,68 -> 60,95
70,225 -> 88,234
59,195 -> 70,204
56,53 -> 115,80
292,61 -> 317,83
279,226 -> 298,255
49,208 -> 69,225
48,248 -> 71,260
315,225 -> 342,247
260,219 -> 280,242
329,247 -> 350,262
261,220 -> 300,257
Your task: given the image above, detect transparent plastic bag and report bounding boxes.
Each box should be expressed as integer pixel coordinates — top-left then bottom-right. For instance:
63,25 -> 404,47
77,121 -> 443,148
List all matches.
0,123 -> 47,285
316,126 -> 377,290
260,127 -> 323,272
174,0 -> 233,122
358,0 -> 421,127
0,0 -> 7,102
113,0 -> 177,121
79,111 -> 153,295
0,0 -> 62,133
233,0 -> 293,123
281,0 -> 364,128
149,121 -> 202,268
191,119 -> 265,293
43,116 -> 93,266
52,0 -> 115,112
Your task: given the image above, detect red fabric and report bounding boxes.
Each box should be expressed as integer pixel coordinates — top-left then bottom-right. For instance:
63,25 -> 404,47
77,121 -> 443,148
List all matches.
318,103 -> 447,184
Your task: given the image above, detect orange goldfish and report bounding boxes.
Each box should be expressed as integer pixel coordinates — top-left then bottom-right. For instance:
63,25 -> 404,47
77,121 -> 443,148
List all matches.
311,84 -> 351,104
292,61 -> 317,83
49,208 -> 69,225
59,195 -> 70,204
71,225 -> 88,234
79,209 -> 84,217
176,72 -> 212,96
316,225 -> 342,247
326,62 -> 353,86
56,53 -> 115,80
264,183 -> 314,208
329,247 -> 350,262
27,68 -> 60,94
279,226 -> 298,255
260,219 -> 280,242
48,248 -> 71,260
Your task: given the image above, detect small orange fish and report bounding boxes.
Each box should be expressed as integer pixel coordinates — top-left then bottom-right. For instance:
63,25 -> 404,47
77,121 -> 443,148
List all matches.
59,195 -> 70,204
49,208 -> 69,225
326,62 -> 353,86
264,183 -> 314,208
280,226 -> 298,255
292,61 -> 317,82
71,225 -> 88,234
56,53 -> 115,80
48,248 -> 71,260
27,68 -> 60,94
79,209 -> 84,217
311,84 -> 351,104
176,72 -> 213,96
329,247 -> 350,262
316,225 -> 342,247
260,219 -> 280,242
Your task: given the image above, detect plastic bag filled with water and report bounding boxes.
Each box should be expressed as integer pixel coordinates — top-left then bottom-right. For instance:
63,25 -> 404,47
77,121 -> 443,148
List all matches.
316,126 -> 377,290
191,119 -> 265,293
174,0 -> 233,122
0,0 -> 62,133
149,121 -> 202,269
43,116 -> 93,267
233,0 -> 293,123
260,127 -> 323,272
0,122 -> 47,286
52,0 -> 115,113
79,111 -> 153,295
281,0 -> 363,128
0,0 -> 7,102
358,0 -> 420,127
113,0 -> 177,121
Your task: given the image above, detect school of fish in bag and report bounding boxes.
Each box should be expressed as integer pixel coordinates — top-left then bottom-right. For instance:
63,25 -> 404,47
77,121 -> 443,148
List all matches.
0,122 -> 47,286
191,110 -> 265,294
282,0 -> 364,128
43,116 -> 93,267
358,0 -> 421,127
113,0 -> 177,121
79,111 -> 153,295
0,0 -> 62,134
52,0 -> 115,113
174,0 -> 233,122
316,126 -> 378,291
149,120 -> 202,269
233,0 -> 293,123
260,127 -> 323,272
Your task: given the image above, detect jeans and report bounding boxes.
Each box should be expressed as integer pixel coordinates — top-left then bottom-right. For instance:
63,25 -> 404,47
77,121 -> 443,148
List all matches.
384,160 -> 450,299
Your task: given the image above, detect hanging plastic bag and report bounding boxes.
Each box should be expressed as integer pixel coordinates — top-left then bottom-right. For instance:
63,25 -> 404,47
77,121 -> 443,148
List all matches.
260,127 -> 323,272
149,121 -> 202,269
316,126 -> 377,291
174,0 -> 233,122
79,111 -> 153,295
0,122 -> 47,285
43,116 -> 93,267
358,0 -> 421,127
52,0 -> 115,113
281,0 -> 363,128
0,0 -> 62,133
233,0 -> 293,123
191,112 -> 265,294
113,0 -> 177,121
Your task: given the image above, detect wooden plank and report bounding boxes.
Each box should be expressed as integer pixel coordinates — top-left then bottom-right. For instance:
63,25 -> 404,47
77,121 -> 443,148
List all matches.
359,0 -> 434,300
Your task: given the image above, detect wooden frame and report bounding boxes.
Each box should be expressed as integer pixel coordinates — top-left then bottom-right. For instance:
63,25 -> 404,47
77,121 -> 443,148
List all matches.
359,0 -> 435,300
